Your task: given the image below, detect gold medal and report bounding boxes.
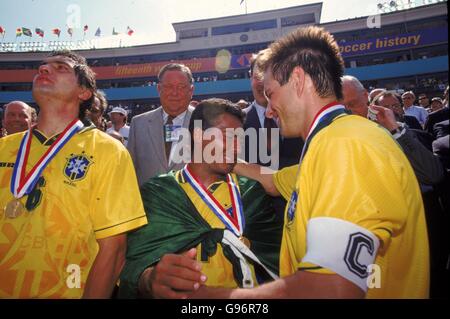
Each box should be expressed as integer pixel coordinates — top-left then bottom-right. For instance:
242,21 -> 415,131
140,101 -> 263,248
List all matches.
4,199 -> 25,219
240,236 -> 251,248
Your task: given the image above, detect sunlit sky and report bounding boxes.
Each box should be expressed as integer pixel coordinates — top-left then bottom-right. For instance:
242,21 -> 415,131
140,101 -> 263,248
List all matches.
0,0 -> 435,47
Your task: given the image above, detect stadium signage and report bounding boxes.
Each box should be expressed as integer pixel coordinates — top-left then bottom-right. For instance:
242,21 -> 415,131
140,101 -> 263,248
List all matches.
338,27 -> 448,57
114,62 -> 205,76
1,25 -> 447,83
0,53 -> 252,83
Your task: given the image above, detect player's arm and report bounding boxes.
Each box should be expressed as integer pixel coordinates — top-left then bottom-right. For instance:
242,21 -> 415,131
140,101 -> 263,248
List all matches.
82,234 -> 127,298
371,104 -> 444,185
190,270 -> 365,299
138,248 -> 206,299
190,217 -> 381,299
233,159 -> 280,196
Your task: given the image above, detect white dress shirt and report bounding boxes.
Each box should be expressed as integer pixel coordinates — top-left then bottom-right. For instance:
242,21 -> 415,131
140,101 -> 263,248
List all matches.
162,109 -> 188,165
106,125 -> 130,146
253,102 -> 268,128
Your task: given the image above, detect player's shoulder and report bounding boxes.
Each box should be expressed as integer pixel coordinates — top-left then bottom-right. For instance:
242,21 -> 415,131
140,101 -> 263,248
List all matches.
310,115 -> 407,170
327,115 -> 386,137
319,115 -> 398,150
79,127 -> 128,152
0,131 -> 26,142
0,131 -> 26,151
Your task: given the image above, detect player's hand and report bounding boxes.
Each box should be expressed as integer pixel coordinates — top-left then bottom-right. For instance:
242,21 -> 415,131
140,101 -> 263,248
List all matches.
369,105 -> 399,132
139,248 -> 207,299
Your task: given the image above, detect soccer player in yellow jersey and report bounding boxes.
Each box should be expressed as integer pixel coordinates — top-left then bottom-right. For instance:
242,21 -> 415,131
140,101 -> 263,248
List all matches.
0,50 -> 147,298
185,26 -> 429,299
119,99 -> 282,299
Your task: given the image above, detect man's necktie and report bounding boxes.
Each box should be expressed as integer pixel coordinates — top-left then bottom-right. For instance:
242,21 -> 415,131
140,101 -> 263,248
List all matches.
165,115 -> 174,162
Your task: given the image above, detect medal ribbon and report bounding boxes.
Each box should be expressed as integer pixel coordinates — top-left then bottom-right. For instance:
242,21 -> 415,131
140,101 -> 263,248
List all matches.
11,119 -> 84,198
300,102 -> 348,163
182,165 -> 245,237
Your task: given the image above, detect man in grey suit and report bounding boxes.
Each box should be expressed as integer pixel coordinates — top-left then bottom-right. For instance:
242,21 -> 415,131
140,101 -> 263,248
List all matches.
128,63 -> 195,186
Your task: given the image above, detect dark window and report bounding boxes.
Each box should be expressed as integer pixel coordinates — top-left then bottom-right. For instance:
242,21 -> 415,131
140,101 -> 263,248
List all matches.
211,20 -> 277,36
281,13 -> 315,27
180,28 -> 208,39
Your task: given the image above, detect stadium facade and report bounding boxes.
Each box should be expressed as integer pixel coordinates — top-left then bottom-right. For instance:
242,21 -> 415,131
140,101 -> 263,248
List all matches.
0,1 -> 448,116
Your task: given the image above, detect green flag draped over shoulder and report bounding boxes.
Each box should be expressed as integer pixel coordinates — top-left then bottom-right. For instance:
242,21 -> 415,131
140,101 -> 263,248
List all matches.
118,171 -> 283,298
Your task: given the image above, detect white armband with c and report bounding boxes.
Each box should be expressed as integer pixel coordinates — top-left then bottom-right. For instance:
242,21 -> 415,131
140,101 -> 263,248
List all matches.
302,217 -> 380,292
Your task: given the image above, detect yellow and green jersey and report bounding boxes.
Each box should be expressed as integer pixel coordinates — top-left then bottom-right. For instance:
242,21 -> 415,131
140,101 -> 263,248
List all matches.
279,115 -> 429,298
176,171 -> 258,288
0,127 -> 147,298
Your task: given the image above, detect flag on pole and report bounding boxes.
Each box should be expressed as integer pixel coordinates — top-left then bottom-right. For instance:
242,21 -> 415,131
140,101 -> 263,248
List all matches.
0,26 -> 5,35
16,28 -> 22,37
35,28 -> 44,38
240,0 -> 248,14
22,27 -> 32,37
95,27 -> 101,37
127,26 -> 134,36
52,28 -> 61,37
68,27 -> 73,37
112,27 -> 119,35
83,25 -> 88,40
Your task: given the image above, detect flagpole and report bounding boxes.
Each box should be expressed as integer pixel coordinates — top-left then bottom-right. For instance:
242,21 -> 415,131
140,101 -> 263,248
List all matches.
245,0 -> 248,14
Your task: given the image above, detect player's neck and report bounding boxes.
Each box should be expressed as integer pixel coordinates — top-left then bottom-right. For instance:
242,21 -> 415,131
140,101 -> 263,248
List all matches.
187,163 -> 222,188
301,95 -> 338,140
36,107 -> 79,138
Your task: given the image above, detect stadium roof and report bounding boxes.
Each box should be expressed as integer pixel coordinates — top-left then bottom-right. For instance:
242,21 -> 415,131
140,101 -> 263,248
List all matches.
172,2 -> 322,29
0,1 -> 446,60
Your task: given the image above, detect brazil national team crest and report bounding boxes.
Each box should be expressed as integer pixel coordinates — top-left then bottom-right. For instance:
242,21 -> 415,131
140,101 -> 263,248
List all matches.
64,153 -> 93,182
287,191 -> 298,222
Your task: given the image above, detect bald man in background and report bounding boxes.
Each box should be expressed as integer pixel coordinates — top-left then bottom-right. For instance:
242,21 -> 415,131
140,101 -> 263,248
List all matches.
341,75 -> 369,118
340,77 -> 443,186
368,88 -> 386,104
1,101 -> 33,136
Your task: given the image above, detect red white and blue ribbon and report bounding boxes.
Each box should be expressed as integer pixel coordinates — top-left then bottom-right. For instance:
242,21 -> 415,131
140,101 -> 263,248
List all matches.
10,119 -> 84,198
182,165 -> 245,237
306,102 -> 345,142
300,102 -> 346,162
288,102 -> 348,222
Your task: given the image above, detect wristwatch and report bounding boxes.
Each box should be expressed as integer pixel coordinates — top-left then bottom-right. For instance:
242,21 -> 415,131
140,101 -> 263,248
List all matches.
390,123 -> 406,139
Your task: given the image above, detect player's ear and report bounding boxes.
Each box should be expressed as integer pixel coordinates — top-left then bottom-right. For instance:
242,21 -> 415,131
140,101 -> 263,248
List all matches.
291,66 -> 306,98
78,88 -> 92,102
